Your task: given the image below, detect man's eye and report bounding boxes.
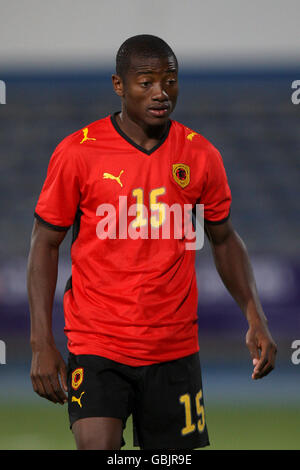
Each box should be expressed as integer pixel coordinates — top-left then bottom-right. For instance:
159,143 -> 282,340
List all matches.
167,79 -> 176,85
140,82 -> 150,87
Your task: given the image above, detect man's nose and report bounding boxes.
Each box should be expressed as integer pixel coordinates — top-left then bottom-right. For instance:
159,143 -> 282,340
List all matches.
152,83 -> 168,101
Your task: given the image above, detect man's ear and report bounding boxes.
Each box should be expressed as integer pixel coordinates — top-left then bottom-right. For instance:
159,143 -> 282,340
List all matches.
112,74 -> 124,97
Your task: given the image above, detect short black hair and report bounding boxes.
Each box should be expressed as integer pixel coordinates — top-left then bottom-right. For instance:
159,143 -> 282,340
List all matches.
116,34 -> 178,80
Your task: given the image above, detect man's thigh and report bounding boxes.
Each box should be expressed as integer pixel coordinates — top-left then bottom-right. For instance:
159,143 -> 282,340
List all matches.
133,353 -> 210,450
67,353 -> 134,448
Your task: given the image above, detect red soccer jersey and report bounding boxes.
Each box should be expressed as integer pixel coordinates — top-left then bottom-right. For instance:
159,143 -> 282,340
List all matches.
35,113 -> 231,366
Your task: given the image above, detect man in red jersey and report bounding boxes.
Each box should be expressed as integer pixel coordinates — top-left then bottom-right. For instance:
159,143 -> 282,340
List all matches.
27,35 -> 277,450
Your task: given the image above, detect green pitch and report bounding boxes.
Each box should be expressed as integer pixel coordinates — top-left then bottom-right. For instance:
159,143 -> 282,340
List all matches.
0,401 -> 299,450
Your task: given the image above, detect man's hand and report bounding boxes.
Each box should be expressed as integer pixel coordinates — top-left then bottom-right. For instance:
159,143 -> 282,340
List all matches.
245,322 -> 277,380
30,343 -> 68,404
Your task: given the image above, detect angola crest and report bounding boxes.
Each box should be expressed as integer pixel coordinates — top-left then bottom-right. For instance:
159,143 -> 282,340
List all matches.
172,163 -> 190,188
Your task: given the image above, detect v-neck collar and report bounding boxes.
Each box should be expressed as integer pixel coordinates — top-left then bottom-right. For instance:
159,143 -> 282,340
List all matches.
110,112 -> 171,156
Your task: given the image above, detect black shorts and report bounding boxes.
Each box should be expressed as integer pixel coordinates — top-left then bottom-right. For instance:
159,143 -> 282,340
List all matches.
67,352 -> 210,450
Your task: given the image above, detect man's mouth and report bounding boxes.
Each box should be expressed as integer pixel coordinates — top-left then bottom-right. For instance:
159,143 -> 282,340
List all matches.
148,104 -> 170,117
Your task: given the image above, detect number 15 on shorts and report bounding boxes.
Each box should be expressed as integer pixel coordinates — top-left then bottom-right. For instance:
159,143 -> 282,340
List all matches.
179,389 -> 205,435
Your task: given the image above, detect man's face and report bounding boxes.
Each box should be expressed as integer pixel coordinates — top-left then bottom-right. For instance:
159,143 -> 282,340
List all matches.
113,54 -> 179,127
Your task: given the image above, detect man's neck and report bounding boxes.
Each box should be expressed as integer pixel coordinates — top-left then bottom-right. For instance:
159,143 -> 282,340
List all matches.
115,111 -> 169,152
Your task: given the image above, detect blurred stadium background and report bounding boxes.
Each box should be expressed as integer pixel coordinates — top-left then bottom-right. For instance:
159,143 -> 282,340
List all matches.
0,0 -> 299,450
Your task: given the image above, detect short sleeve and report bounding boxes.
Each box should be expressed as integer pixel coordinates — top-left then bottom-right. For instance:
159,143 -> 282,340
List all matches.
200,147 -> 232,224
34,141 -> 80,230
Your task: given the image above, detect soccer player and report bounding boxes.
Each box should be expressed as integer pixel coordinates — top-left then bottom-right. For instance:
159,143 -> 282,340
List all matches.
27,35 -> 277,450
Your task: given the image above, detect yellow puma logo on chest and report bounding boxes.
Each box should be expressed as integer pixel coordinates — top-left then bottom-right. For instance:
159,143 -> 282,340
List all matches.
103,170 -> 124,187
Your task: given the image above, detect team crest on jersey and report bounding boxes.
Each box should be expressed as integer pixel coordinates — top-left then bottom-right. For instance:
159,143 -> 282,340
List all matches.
172,164 -> 190,188
71,367 -> 84,390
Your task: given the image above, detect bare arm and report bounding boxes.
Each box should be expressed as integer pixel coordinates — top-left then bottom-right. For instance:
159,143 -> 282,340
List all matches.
204,218 -> 277,379
27,219 -> 68,404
